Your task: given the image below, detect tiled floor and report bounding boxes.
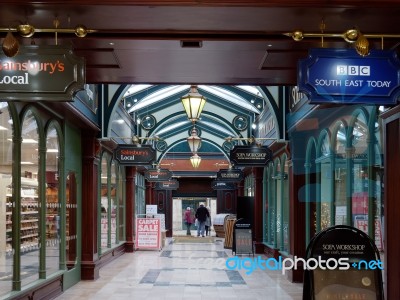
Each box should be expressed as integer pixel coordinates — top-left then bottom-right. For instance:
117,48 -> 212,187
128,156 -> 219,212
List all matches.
56,234 -> 303,300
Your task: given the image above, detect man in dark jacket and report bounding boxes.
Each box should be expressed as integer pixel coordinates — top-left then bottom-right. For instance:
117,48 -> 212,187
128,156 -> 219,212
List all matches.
195,203 -> 210,237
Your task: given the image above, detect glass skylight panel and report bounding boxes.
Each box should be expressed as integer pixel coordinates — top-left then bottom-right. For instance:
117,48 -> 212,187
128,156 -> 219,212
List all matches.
235,85 -> 261,96
154,121 -> 188,136
200,85 -> 259,113
201,120 -> 236,136
128,85 -> 189,112
123,84 -> 153,98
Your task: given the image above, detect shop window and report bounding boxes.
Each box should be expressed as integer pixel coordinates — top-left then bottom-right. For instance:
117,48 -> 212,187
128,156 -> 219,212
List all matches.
351,114 -> 368,230
282,156 -> 289,253
334,123 -> 348,225
45,123 -> 61,275
268,162 -> 276,247
66,171 -> 77,269
244,174 -> 254,196
262,166 -> 268,244
100,152 -> 110,252
110,161 -> 117,247
0,103 -> 13,297
274,158 -> 282,249
20,109 -> 40,287
319,132 -> 332,230
305,137 -> 317,246
135,173 -> 145,217
118,166 -> 125,242
100,154 -> 123,251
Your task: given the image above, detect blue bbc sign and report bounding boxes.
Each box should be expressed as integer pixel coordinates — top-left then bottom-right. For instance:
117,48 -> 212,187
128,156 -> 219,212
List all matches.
298,48 -> 400,105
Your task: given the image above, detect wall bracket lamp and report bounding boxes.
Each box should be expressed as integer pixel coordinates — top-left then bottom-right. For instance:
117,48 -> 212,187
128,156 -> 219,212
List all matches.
284,28 -> 400,57
1,22 -> 96,57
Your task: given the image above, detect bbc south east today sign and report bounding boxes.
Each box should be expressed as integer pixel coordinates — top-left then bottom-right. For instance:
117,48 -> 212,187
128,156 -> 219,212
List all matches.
298,48 -> 400,105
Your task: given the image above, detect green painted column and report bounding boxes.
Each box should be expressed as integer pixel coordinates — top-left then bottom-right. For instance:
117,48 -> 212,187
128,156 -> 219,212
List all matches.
12,135 -> 22,291
304,162 -> 311,247
345,147 -> 354,225
39,144 -> 46,279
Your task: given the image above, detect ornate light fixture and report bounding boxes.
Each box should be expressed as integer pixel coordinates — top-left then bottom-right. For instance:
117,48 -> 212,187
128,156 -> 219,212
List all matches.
190,153 -> 201,168
181,85 -> 206,123
187,127 -> 201,153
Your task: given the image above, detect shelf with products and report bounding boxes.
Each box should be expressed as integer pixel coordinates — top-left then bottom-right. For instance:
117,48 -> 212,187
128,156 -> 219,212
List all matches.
0,175 -> 40,255
46,186 -> 59,240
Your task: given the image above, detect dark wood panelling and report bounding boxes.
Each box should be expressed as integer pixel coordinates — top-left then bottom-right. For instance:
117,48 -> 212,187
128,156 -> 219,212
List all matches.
81,132 -> 101,280
12,276 -> 63,300
382,107 -> 400,300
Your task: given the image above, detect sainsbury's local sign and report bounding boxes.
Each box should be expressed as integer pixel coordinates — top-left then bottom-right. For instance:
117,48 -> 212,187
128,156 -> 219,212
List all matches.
0,45 -> 85,101
298,48 -> 400,105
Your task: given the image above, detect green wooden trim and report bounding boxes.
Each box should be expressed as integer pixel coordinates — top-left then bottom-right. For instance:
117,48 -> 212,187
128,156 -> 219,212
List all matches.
39,138 -> 47,279
97,156 -> 102,255
279,159 -> 284,251
48,121 -> 66,271
107,160 -> 111,249
115,164 -> 120,244
267,165 -> 272,245
262,167 -> 267,243
9,103 -> 21,291
330,154 -> 336,227
304,137 -> 316,248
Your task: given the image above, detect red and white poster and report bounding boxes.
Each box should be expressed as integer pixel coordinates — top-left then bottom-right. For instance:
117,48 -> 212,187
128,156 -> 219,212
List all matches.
135,218 -> 161,250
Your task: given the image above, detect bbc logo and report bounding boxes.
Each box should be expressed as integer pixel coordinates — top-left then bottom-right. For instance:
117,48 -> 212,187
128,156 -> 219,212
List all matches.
337,65 -> 370,76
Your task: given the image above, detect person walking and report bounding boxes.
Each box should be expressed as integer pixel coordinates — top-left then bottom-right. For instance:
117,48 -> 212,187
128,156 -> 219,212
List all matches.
184,207 -> 193,235
195,203 -> 210,237
205,206 -> 212,236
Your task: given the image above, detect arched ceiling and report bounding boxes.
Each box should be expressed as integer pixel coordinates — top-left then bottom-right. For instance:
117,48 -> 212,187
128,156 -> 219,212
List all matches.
119,84 -> 272,176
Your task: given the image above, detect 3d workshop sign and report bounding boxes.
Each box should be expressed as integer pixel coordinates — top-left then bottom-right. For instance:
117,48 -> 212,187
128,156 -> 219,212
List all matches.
114,145 -> 156,165
229,145 -> 272,166
298,48 -> 400,105
144,168 -> 172,182
0,45 -> 85,101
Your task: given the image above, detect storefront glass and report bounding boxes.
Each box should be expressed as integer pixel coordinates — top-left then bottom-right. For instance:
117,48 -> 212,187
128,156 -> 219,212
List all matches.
275,158 -> 282,249
20,110 -> 40,287
100,152 -> 110,252
282,156 -> 289,252
45,123 -> 61,275
66,171 -> 77,269
110,161 -> 117,247
268,163 -> 276,247
244,174 -> 254,196
334,122 -> 348,225
319,132 -> 332,230
351,113 -> 369,230
306,107 -> 384,253
0,103 -> 13,297
99,154 -> 123,252
118,166 -> 125,242
135,173 -> 146,216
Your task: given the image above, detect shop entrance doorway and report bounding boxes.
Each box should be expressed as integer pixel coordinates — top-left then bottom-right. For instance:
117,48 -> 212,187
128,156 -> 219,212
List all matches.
172,198 -> 216,236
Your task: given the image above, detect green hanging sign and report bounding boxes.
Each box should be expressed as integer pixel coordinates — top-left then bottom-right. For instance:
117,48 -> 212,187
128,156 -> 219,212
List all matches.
0,45 -> 85,101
